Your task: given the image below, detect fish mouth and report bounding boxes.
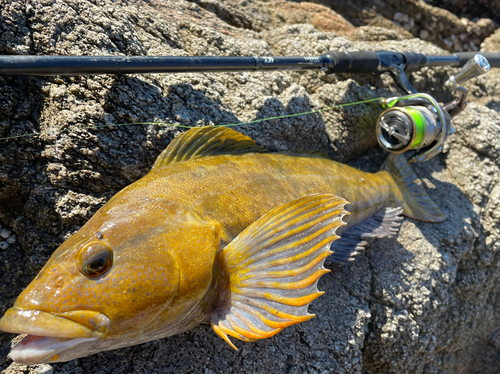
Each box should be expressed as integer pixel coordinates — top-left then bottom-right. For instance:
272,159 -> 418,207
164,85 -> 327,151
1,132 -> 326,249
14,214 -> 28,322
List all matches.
8,334 -> 98,364
0,308 -> 109,364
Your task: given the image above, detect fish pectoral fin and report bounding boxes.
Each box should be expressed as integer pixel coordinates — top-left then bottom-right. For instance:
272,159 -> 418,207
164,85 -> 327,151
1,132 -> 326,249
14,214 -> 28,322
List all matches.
211,194 -> 349,349
151,126 -> 266,170
328,207 -> 404,264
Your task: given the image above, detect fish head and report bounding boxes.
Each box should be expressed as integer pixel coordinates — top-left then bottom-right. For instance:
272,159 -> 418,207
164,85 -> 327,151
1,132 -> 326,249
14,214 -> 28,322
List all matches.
0,196 -> 220,364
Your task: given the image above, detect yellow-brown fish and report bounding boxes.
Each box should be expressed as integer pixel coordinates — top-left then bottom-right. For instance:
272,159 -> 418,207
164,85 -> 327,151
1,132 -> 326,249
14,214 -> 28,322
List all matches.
0,126 -> 445,364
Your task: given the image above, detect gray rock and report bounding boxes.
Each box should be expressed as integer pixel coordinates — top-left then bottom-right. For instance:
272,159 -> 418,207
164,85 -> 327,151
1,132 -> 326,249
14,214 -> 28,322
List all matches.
318,0 -> 495,52
420,29 -> 430,39
393,12 -> 409,24
0,229 -> 11,239
0,0 -> 499,373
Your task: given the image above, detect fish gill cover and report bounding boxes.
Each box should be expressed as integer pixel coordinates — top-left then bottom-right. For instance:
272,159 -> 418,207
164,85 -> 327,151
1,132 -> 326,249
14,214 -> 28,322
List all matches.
0,0 -> 500,373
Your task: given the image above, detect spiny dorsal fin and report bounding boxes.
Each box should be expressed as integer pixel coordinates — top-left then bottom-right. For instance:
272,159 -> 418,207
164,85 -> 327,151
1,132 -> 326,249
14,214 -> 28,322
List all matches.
211,194 -> 350,349
152,126 -> 266,170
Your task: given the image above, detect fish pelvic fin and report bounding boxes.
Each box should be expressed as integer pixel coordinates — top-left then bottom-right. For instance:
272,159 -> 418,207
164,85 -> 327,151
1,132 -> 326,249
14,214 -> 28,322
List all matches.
328,207 -> 404,264
381,153 -> 446,223
211,194 -> 350,348
151,126 -> 266,170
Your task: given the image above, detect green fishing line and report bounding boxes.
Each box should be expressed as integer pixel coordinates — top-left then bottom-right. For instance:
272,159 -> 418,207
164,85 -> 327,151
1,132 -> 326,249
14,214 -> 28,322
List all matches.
0,97 -> 382,141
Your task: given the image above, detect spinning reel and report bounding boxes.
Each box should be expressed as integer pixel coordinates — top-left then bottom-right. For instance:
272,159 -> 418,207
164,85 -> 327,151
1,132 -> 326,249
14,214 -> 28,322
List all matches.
375,54 -> 491,162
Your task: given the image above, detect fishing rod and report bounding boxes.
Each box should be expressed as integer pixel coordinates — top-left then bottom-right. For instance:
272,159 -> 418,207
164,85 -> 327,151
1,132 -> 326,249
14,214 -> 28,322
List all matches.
1,51 -> 499,75
0,51 -> 498,162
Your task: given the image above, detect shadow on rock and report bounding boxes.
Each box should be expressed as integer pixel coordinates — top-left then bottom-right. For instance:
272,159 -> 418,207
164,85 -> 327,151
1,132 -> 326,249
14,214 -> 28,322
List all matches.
359,153 -> 487,372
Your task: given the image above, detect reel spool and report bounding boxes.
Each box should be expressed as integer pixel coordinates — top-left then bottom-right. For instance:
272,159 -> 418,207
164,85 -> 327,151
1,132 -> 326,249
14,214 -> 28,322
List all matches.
376,105 -> 439,154
375,93 -> 450,163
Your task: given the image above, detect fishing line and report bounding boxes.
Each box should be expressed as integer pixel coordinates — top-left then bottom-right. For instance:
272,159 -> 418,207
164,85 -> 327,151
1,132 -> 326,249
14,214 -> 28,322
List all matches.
0,97 -> 382,141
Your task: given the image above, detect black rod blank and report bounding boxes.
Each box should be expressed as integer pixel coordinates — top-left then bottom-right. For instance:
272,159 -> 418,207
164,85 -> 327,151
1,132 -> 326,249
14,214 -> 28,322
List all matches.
0,55 -> 335,76
0,51 -> 498,76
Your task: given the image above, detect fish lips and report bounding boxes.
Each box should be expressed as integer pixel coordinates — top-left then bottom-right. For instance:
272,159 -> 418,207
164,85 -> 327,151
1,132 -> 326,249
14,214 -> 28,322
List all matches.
0,308 -> 110,364
9,335 -> 98,364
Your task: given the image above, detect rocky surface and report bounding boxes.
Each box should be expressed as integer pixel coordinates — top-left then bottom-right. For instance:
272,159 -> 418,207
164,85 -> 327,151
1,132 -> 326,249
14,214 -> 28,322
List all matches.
427,0 -> 500,24
311,0 -> 497,52
0,0 -> 499,373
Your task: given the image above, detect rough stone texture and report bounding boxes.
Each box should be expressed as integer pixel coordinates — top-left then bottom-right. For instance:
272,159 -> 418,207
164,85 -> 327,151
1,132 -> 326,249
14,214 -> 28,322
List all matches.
310,0 -> 497,52
188,0 -> 356,35
469,29 -> 500,113
427,0 -> 500,24
482,29 -> 500,54
0,0 -> 499,373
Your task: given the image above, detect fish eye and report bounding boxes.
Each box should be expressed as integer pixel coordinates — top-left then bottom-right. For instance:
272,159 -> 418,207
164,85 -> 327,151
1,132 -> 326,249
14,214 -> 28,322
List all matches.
77,241 -> 113,278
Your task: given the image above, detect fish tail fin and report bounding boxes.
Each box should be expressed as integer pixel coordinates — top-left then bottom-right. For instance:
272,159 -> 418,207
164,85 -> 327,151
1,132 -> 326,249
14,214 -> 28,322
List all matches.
381,154 -> 446,223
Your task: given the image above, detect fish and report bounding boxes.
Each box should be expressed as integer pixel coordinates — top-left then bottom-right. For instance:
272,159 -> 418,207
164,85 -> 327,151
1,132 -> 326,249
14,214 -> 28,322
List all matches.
0,126 -> 446,365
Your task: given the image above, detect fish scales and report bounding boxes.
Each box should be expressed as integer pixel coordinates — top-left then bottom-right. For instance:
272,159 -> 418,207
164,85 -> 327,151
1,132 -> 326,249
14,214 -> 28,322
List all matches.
0,126 -> 446,364
125,153 -> 400,242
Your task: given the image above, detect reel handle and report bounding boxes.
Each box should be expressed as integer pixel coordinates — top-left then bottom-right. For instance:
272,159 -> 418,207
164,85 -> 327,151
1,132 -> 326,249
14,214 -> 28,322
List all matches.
443,54 -> 490,118
445,54 -> 490,88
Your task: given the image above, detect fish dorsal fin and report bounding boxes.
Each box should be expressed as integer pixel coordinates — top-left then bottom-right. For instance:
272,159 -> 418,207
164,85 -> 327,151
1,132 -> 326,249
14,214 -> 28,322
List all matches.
328,207 -> 404,264
152,126 -> 266,170
211,194 -> 350,349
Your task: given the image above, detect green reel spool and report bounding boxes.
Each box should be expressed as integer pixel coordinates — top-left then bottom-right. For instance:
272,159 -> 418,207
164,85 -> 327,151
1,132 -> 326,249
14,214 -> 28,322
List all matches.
376,105 -> 439,154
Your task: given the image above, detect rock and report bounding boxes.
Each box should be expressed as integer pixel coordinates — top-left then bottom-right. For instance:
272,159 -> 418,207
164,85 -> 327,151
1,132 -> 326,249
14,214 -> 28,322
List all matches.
363,11 -> 414,40
0,0 -> 499,373
188,0 -> 356,35
471,18 -> 496,39
348,26 -> 411,42
318,0 -> 496,51
0,242 -> 8,250
393,12 -> 409,24
420,29 -> 430,39
0,229 -> 11,239
403,17 -> 415,31
426,0 -> 500,24
482,28 -> 500,55
468,29 -> 500,112
267,1 -> 355,35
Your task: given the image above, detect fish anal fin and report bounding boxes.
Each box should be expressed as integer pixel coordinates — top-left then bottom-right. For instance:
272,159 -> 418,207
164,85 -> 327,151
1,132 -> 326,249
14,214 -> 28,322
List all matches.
328,207 -> 404,264
152,126 -> 266,170
211,194 -> 349,348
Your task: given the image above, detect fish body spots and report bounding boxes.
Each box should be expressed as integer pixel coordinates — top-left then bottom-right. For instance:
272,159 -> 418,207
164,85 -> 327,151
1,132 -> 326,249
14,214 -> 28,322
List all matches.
55,277 -> 64,288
